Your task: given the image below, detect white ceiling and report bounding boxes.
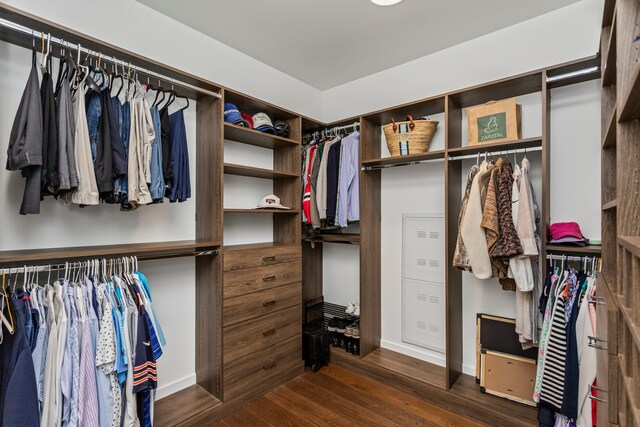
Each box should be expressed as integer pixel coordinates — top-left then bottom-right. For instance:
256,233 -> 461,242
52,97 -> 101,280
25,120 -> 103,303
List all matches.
136,0 -> 581,90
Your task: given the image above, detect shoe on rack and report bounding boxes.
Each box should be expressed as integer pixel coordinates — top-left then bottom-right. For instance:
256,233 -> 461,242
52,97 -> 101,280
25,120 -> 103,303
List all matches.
345,303 -> 356,315
354,305 -> 360,317
352,328 -> 360,356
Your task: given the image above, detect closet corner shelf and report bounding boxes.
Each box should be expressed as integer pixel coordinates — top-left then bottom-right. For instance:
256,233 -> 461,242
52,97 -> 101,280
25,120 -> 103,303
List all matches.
446,137 -> 542,158
155,384 -> 221,427
223,163 -> 297,179
223,241 -> 300,252
602,15 -> 617,87
619,64 -> 640,121
223,208 -> 300,214
617,236 -> 640,259
602,199 -> 617,211
545,244 -> 602,255
602,106 -> 617,148
361,150 -> 446,169
0,240 -> 221,265
224,123 -> 299,149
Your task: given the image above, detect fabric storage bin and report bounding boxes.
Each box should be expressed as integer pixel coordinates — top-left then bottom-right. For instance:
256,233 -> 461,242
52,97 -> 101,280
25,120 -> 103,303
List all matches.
467,97 -> 522,145
383,116 -> 438,156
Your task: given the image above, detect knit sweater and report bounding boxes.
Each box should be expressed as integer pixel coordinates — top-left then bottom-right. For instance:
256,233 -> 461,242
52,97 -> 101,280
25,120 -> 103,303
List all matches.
453,165 -> 479,271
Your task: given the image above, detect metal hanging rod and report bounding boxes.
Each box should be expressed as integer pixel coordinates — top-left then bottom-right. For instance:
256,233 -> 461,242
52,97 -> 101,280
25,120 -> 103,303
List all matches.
0,18 -> 222,100
545,66 -> 600,83
329,122 -> 360,132
362,157 -> 444,171
447,146 -> 542,161
546,254 -> 600,262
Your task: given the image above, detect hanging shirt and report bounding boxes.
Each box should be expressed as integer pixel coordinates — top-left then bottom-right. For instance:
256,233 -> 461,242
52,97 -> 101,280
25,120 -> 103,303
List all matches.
302,146 -> 316,224
56,77 -> 79,193
76,284 -> 100,427
96,282 -> 121,427
149,106 -> 166,202
41,69 -> 60,196
166,109 -> 191,203
132,303 -> 158,427
336,131 -> 360,227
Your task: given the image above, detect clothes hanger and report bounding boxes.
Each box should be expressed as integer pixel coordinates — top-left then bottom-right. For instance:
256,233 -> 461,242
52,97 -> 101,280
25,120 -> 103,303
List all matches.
1,270 -> 15,335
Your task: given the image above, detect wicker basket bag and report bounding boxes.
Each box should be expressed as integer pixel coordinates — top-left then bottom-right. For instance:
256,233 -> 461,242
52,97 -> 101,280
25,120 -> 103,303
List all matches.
383,116 -> 438,156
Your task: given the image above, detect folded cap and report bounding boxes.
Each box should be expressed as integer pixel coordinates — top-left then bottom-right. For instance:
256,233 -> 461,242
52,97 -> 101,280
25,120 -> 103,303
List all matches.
224,103 -> 244,126
274,120 -> 291,137
252,112 -> 276,134
241,112 -> 254,129
548,222 -> 585,241
548,236 -> 589,247
257,194 -> 290,210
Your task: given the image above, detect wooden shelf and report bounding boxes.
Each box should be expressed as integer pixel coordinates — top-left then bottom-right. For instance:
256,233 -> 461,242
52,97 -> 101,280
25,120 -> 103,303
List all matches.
602,106 -> 617,148
618,236 -> 640,259
223,242 -> 300,252
602,199 -> 617,210
224,163 -> 297,179
309,234 -> 360,244
447,137 -> 542,158
0,240 -> 221,265
224,208 -> 299,214
154,384 -> 221,427
602,15 -> 617,87
619,63 -> 640,121
224,123 -> 299,149
545,244 -> 602,254
361,150 -> 446,169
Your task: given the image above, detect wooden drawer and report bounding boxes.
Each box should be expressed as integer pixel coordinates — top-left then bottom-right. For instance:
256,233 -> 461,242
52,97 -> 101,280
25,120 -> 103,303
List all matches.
223,305 -> 301,363
223,282 -> 301,327
224,260 -> 301,299
223,335 -> 302,400
224,244 -> 301,272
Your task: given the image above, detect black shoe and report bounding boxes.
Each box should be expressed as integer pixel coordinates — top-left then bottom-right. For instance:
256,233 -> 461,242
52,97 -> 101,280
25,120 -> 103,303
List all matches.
352,328 -> 360,356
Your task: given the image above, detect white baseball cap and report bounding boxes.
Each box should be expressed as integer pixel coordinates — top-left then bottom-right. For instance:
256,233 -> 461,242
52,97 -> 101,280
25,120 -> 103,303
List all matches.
252,112 -> 276,134
257,194 -> 290,210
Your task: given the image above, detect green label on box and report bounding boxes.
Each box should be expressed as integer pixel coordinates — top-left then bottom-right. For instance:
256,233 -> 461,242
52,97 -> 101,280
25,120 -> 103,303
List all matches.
477,112 -> 507,143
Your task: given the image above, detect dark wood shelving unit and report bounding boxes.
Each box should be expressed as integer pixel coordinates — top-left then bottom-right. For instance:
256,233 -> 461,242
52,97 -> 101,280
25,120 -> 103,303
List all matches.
545,244 -> 602,255
224,123 -> 299,149
223,163 -> 297,179
602,106 -> 617,148
224,208 -> 300,214
447,137 -> 542,158
602,14 -> 617,87
308,234 -> 360,244
361,150 -> 446,169
618,64 -> 640,121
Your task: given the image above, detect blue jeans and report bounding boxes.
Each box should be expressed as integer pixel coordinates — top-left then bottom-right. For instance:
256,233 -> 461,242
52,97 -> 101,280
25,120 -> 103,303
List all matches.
85,92 -> 102,164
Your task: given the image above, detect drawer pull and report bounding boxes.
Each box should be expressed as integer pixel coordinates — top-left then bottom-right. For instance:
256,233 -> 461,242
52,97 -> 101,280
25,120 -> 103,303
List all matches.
263,360 -> 276,370
262,300 -> 277,307
262,328 -> 276,336
263,256 -> 276,263
588,336 -> 607,350
263,275 -> 277,282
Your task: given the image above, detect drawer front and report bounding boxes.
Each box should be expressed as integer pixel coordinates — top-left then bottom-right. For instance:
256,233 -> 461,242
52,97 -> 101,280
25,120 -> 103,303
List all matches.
224,260 -> 302,299
223,305 -> 301,363
223,283 -> 301,327
224,335 -> 302,400
224,245 -> 301,272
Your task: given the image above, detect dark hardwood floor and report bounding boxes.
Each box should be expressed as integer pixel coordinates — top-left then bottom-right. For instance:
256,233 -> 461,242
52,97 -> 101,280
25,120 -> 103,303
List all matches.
213,364 -> 484,426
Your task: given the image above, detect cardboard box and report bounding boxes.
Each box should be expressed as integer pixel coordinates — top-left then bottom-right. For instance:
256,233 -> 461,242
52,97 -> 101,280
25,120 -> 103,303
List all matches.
468,98 -> 522,145
480,349 -> 537,406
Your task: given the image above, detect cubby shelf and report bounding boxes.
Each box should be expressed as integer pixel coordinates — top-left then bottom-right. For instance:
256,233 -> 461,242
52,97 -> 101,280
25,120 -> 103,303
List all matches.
545,244 -> 602,254
224,123 -> 299,149
447,137 -> 543,158
619,64 -> 640,121
602,106 -> 617,148
308,234 -> 360,244
223,208 -> 300,214
223,163 -> 297,179
618,236 -> 640,258
602,15 -> 617,87
0,240 -> 221,265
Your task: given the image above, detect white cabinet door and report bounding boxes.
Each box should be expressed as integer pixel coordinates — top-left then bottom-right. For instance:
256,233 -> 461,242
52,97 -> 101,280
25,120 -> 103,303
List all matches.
402,278 -> 446,353
403,215 -> 445,284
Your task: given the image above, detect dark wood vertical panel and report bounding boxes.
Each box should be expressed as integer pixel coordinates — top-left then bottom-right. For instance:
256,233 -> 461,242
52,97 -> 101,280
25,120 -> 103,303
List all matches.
541,74 -> 551,259
302,241 -> 323,305
274,117 -> 302,245
195,93 -> 223,397
359,117 -> 381,357
444,96 -> 463,388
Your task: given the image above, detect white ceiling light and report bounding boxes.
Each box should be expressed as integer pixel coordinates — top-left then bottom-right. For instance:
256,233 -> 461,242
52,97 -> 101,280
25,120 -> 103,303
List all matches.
371,0 -> 403,6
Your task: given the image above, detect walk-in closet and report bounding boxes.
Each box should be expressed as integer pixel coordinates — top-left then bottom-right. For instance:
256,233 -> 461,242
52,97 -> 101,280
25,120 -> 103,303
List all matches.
0,0 -> 636,426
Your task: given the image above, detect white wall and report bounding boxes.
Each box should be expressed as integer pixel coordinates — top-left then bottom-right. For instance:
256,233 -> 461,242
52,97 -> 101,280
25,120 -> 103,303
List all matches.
321,0 -> 602,122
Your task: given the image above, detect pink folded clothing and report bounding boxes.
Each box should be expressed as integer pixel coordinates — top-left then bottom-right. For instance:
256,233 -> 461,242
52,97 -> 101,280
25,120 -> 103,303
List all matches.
547,222 -> 589,246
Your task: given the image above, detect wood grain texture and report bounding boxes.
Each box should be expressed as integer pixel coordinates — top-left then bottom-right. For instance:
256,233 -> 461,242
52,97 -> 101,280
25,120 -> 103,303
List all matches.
223,260 -> 301,299
301,241 -> 323,305
223,336 -> 302,399
361,150 -> 446,168
359,117 -> 381,357
155,384 -> 221,427
223,304 -> 301,363
222,282 -> 301,327
223,163 -> 298,179
363,347 -> 447,389
223,244 -> 301,271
